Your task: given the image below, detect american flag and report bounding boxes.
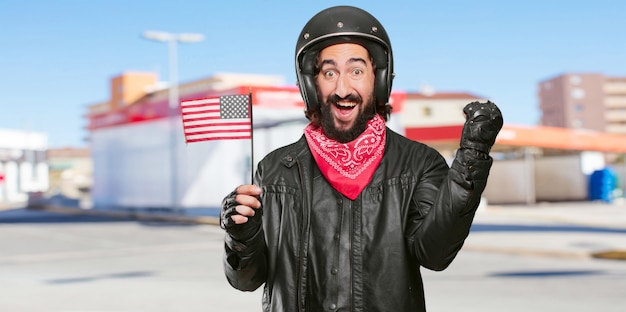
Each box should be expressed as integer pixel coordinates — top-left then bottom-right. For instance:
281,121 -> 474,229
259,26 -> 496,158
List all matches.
180,94 -> 252,143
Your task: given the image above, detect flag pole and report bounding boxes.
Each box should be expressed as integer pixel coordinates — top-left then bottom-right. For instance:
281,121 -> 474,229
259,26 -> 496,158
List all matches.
248,89 -> 254,185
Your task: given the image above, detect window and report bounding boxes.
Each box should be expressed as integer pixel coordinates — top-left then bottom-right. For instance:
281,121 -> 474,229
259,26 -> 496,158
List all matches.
571,88 -> 585,100
422,107 -> 432,117
574,103 -> 584,112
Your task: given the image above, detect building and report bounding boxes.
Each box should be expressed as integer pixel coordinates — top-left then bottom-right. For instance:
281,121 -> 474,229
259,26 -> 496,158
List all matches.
47,147 -> 92,201
401,91 -> 486,127
400,85 -> 626,204
86,72 -> 406,213
86,71 -> 626,211
538,73 -> 626,134
400,91 -> 486,158
0,128 -> 49,204
89,72 -> 492,212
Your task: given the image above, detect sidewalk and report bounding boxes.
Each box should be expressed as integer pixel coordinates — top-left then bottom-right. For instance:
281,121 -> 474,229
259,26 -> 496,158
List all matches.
478,200 -> 626,229
466,200 -> 626,260
5,200 -> 626,260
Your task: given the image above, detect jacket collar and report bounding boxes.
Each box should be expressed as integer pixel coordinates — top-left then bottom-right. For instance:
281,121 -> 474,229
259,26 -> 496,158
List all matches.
280,135 -> 310,168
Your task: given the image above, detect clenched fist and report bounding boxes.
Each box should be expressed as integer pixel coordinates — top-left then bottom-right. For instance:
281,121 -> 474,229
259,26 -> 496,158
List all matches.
460,101 -> 503,155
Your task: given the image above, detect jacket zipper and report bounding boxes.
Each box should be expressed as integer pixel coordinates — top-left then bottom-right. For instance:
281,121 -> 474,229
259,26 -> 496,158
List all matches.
296,158 -> 309,312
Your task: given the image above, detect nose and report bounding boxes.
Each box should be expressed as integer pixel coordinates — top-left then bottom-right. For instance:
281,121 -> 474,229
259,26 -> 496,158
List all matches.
334,75 -> 352,99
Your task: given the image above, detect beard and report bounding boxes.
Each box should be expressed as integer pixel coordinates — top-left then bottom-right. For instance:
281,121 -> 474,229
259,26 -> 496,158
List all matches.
320,93 -> 376,143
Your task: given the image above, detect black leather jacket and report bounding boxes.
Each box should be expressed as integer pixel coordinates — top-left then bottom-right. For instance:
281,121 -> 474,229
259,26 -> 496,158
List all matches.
224,128 -> 492,312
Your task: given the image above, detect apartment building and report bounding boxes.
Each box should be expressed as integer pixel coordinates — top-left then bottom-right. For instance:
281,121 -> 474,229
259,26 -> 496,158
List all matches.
538,73 -> 626,134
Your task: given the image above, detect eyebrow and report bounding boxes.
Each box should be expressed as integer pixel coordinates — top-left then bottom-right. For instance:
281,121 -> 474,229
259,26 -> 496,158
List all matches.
319,57 -> 368,67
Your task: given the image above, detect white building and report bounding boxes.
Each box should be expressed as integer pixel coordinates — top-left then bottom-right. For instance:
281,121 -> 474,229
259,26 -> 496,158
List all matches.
0,129 -> 49,204
86,72 -> 406,214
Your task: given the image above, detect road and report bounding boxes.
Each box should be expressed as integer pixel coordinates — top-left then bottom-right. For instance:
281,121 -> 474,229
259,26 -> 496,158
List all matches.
0,206 -> 624,311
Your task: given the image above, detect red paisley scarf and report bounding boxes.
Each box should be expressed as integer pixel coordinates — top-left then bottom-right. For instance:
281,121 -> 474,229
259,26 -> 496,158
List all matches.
304,114 -> 386,200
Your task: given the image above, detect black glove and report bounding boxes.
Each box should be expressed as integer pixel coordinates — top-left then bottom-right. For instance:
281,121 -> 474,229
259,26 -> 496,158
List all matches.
220,189 -> 262,241
460,101 -> 503,155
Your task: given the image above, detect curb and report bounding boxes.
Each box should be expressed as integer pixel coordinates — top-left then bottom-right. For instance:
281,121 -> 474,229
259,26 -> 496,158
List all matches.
465,245 -> 626,261
591,250 -> 626,261
463,245 -> 591,260
31,205 -> 221,226
483,204 -> 626,231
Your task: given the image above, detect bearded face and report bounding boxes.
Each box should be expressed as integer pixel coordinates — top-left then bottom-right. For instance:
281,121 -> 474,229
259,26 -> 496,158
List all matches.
313,43 -> 378,143
319,93 -> 376,143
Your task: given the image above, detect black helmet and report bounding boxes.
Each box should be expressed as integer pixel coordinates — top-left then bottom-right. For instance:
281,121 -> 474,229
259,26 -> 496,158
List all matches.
295,6 -> 394,112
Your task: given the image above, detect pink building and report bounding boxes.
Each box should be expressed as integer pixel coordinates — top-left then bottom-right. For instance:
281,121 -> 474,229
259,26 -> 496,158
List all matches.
539,73 -> 626,134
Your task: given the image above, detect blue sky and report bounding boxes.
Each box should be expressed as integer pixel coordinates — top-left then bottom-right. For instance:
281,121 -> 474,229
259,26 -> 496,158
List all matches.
2,0 -> 625,148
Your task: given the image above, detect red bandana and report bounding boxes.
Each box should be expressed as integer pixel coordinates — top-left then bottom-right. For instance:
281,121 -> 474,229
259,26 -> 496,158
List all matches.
304,114 -> 386,200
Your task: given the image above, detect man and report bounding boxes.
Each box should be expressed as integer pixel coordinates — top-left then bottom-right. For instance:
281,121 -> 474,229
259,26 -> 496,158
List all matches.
220,5 -> 503,312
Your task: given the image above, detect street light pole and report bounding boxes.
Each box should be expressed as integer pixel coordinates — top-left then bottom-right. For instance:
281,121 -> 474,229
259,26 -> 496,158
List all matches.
142,31 -> 205,213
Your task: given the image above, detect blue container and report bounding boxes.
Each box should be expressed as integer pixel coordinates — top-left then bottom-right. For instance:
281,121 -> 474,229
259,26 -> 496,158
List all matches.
588,168 -> 616,203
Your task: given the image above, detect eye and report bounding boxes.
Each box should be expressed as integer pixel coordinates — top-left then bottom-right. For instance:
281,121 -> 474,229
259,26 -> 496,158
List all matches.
349,67 -> 366,80
323,70 -> 337,80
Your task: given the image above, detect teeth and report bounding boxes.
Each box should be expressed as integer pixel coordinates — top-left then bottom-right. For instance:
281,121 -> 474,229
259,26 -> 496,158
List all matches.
337,102 -> 356,108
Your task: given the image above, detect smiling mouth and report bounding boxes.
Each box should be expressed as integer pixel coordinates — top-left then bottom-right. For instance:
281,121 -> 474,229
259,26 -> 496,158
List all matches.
336,102 -> 357,110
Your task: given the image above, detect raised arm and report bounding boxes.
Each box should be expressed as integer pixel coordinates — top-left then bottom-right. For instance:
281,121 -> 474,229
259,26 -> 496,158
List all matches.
407,101 -> 503,270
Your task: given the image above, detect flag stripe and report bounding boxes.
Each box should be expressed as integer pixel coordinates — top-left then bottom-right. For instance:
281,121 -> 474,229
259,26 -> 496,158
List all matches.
185,124 -> 251,132
180,94 -> 251,143
181,105 -> 221,115
187,133 -> 251,139
186,136 -> 251,143
185,129 -> 251,136
181,108 -> 220,114
184,125 -> 250,132
181,98 -> 220,106
184,119 -> 250,127
182,113 -> 222,121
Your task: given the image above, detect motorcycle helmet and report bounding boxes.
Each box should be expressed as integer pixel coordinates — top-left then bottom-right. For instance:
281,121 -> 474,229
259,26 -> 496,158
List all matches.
295,6 -> 394,112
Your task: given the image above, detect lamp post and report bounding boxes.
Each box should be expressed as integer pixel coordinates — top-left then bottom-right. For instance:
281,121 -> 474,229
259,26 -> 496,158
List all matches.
142,31 -> 205,213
